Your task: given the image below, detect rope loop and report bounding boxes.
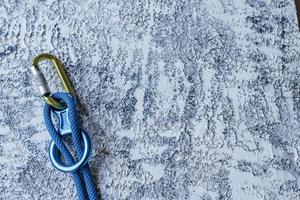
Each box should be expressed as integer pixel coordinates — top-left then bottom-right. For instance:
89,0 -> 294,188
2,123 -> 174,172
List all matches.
43,92 -> 98,200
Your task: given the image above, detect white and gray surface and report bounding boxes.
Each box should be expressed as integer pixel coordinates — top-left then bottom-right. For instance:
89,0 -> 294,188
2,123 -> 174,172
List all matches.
1,0 -> 300,199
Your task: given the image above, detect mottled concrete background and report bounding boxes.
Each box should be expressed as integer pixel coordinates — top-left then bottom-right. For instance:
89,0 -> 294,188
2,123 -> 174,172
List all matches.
0,0 -> 300,199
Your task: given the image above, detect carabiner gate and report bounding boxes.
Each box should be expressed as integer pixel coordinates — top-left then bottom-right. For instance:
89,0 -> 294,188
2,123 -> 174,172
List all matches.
31,53 -> 76,109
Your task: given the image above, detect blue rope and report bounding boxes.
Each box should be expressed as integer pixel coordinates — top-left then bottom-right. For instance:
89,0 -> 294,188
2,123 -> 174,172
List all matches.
43,92 -> 98,200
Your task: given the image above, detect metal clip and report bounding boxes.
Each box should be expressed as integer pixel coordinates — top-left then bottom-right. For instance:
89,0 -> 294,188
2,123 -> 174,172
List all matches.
49,108 -> 92,173
31,53 -> 76,109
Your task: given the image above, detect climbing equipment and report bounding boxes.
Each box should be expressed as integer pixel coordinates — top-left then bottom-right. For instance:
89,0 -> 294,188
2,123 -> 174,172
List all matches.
31,53 -> 76,109
31,53 -> 99,200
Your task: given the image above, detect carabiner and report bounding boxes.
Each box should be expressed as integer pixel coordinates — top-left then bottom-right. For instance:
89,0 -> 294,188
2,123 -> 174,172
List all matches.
31,53 -> 76,109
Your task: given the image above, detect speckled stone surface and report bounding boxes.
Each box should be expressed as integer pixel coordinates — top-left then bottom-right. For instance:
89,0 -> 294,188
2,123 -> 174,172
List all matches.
1,0 -> 300,199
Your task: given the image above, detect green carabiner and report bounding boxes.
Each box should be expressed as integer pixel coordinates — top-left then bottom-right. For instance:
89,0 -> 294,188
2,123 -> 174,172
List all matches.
31,53 -> 76,109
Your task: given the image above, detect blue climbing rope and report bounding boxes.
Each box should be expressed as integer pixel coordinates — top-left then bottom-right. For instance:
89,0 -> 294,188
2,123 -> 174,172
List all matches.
43,92 -> 98,200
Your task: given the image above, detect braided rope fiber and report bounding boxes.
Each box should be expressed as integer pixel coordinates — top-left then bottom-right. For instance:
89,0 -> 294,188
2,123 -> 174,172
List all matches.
43,92 -> 98,200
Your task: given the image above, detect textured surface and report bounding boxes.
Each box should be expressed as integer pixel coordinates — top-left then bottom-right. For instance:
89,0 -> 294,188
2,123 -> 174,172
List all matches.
1,0 -> 300,199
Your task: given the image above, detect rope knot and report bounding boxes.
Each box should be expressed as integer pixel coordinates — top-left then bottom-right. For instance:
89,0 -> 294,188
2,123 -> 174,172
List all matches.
43,92 -> 98,200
